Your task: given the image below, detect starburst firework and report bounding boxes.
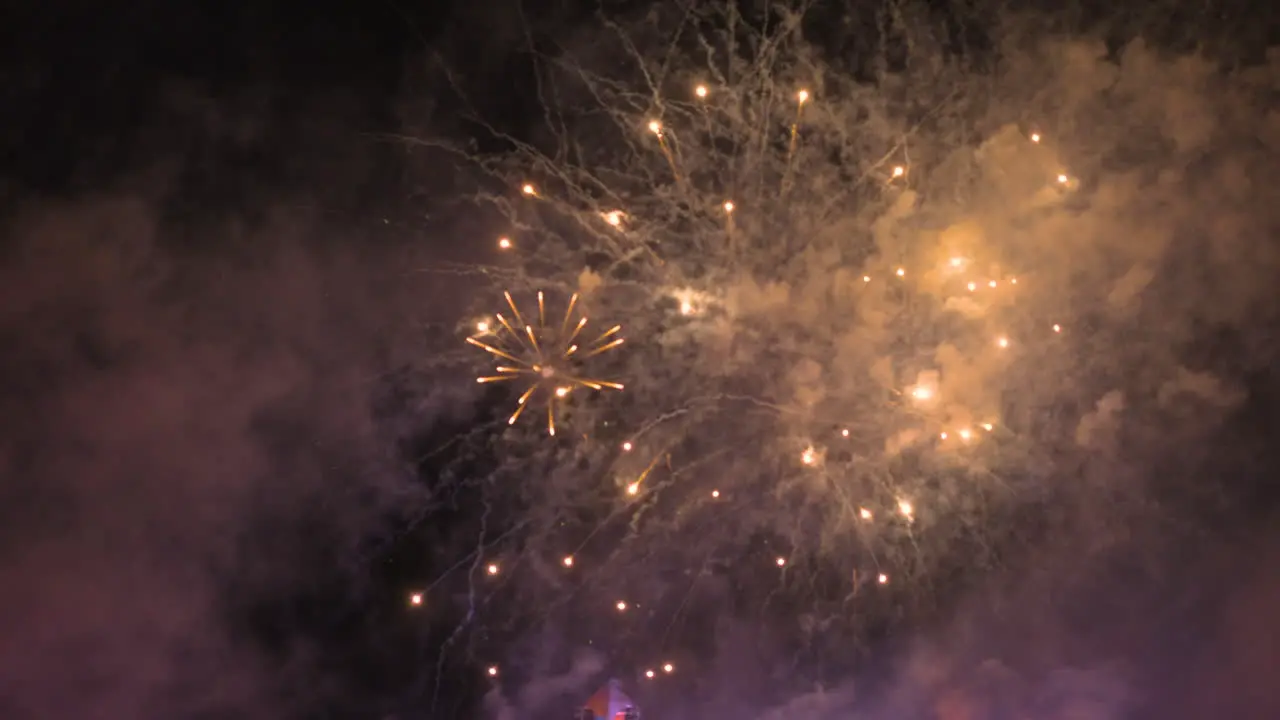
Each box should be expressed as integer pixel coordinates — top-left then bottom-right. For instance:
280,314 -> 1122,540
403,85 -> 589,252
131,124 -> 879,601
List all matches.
467,290 -> 624,436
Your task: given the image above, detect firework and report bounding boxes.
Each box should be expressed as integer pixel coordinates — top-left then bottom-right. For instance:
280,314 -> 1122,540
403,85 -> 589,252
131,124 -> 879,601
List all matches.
467,291 -> 624,436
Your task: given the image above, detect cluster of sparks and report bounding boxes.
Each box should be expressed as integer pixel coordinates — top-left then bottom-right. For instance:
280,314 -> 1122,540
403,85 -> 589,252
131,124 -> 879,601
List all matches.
448,75 -> 1084,683
467,291 -> 624,436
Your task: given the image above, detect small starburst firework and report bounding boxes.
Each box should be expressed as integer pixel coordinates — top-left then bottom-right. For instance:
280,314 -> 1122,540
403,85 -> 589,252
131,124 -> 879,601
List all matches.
467,290 -> 624,436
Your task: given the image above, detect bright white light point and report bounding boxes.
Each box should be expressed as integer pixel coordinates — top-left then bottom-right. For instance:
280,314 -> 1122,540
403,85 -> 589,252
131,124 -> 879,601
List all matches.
911,386 -> 933,401
863,275 -> 871,282
626,482 -> 639,495
959,428 -> 972,441
616,601 -> 627,611
410,592 -> 423,606
695,84 -> 708,98
989,280 -> 998,288
497,237 -> 512,250
475,320 -> 489,332
896,267 -> 905,277
521,183 -> 536,195
645,670 -> 655,678
796,89 -> 809,104
878,573 -> 889,584
1057,173 -> 1069,184
647,119 -> 662,134
1053,323 -> 1062,333
997,336 -> 1009,349
723,200 -> 734,213
562,555 -> 574,567
1010,277 -> 1018,284
801,447 -> 817,465
711,489 -> 720,498
898,500 -> 914,517
1030,132 -> 1041,143
892,165 -> 905,177
776,556 -> 787,567
663,663 -> 674,673
950,257 -> 963,268
488,666 -> 499,676
621,441 -> 633,452
680,301 -> 693,315
605,210 -> 623,226
859,507 -> 873,520
981,423 -> 994,431
487,563 -> 499,575
968,281 -> 977,291
841,428 -> 850,438
555,387 -> 570,398
940,431 -> 948,440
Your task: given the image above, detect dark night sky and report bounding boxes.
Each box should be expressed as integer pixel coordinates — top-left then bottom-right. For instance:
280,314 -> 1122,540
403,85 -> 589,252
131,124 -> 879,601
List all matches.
5,1 -> 1280,719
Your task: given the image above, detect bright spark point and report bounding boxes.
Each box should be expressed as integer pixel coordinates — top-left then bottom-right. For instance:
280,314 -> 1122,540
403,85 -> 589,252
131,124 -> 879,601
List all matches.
604,210 -> 623,226
950,257 -> 963,268
647,119 -> 662,135
860,507 -> 873,520
488,666 -> 499,677
796,89 -> 810,104
1030,132 -> 1041,143
663,663 -> 674,673
497,237 -> 512,250
616,601 -> 628,611
940,431 -> 949,440
621,441 -> 633,452
521,183 -> 536,195
711,489 -> 720,498
645,670 -> 655,679
896,267 -> 905,277
878,573 -> 889,584
1053,323 -> 1062,333
959,428 -> 972,441
562,555 -> 574,567
841,428 -> 850,437
1010,277 -> 1018,284
723,200 -> 735,213
626,482 -> 640,495
468,291 -> 624,436
968,281 -> 977,291
997,336 -> 1010,349
899,500 -> 914,517
801,447 -> 817,465
981,423 -> 994,431
892,165 -> 905,177
863,275 -> 871,282
475,320 -> 490,333
911,386 -> 933,401
988,280 -> 998,288
695,84 -> 708,98
680,301 -> 694,315
776,556 -> 787,567
487,563 -> 499,575
410,592 -> 423,606
1057,173 -> 1069,184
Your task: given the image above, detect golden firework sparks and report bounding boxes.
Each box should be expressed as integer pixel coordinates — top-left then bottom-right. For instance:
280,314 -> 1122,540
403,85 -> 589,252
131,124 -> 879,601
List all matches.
467,291 -> 625,436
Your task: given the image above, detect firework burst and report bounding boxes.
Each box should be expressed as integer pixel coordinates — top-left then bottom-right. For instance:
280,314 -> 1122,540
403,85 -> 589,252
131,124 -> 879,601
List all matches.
467,290 -> 624,436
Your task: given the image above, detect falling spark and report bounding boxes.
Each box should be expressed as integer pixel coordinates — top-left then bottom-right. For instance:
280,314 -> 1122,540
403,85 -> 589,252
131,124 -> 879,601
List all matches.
911,386 -> 933,401
892,165 -> 905,178
968,281 -> 977,291
859,507 -> 873,520
988,280 -> 997,288
940,431 -> 949,440
981,423 -> 994,431
896,267 -> 906,277
410,592 -> 423,606
1053,323 -> 1061,333
662,663 -> 674,673
796,89 -> 810,104
800,447 -> 817,465
996,336 -> 1010,349
616,601 -> 628,611
562,556 -> 574,567
898,499 -> 914,517
475,320 -> 490,333
878,573 -> 889,584
695,84 -> 708,98
723,200 -> 735,213
521,183 -> 537,196
487,563 -> 500,575
622,441 -> 633,452
950,257 -> 964,268
626,482 -> 640,495
863,275 -> 871,282
1030,132 -> 1041,143
497,236 -> 512,250
645,669 -> 655,679
711,489 -> 720,498
775,556 -> 787,567
468,291 -> 624,436
488,666 -> 499,677
841,428 -> 850,438
647,119 -> 662,135
1057,173 -> 1069,184
680,301 -> 694,315
958,428 -> 972,441
604,210 -> 624,226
